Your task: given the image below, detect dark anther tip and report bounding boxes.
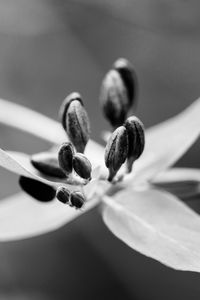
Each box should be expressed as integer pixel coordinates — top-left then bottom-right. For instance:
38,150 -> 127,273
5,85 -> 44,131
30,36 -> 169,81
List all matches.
19,176 -> 56,202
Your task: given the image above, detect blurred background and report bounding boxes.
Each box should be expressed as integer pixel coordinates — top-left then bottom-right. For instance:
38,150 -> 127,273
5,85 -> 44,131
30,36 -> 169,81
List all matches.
0,0 -> 199,299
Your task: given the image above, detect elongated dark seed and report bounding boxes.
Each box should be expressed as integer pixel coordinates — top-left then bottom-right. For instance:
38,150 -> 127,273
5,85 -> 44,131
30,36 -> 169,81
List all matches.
66,100 -> 90,153
19,176 -> 56,202
31,152 -> 66,178
56,186 -> 70,204
70,191 -> 85,209
100,69 -> 129,128
59,92 -> 83,131
113,58 -> 137,108
58,142 -> 74,175
73,153 -> 92,180
105,126 -> 128,181
124,116 -> 145,172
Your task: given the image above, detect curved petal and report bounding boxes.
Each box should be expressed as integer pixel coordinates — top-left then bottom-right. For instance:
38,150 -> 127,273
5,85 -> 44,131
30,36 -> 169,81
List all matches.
151,168 -> 200,199
0,98 -> 105,166
133,98 -> 200,182
0,191 -> 99,241
102,188 -> 200,272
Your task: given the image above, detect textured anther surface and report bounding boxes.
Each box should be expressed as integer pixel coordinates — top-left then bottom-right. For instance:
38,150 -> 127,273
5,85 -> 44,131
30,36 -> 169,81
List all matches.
73,153 -> 92,180
58,142 -> 74,175
105,125 -> 128,181
100,69 -> 129,127
65,100 -> 90,153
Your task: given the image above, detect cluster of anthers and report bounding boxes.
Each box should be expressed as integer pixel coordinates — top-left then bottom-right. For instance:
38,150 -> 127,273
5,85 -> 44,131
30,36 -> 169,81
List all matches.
19,58 -> 145,209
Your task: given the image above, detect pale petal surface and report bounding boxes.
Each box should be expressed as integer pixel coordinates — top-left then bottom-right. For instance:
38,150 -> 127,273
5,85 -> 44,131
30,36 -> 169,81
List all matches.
0,191 -> 100,241
102,188 -> 200,272
151,168 -> 200,199
132,98 -> 200,182
0,99 -> 105,167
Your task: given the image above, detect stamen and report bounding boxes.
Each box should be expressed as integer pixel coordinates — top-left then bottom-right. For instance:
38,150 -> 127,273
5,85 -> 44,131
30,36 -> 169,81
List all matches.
19,176 -> 56,202
60,92 -> 90,153
105,125 -> 128,182
124,116 -> 145,173
58,142 -> 74,176
30,152 -> 66,178
73,153 -> 92,180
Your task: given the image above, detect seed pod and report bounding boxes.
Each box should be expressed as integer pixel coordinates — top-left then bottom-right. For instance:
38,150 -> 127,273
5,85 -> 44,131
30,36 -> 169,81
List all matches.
105,126 -> 128,181
100,69 -> 129,128
124,116 -> 145,172
59,92 -> 83,131
31,152 -> 66,178
19,176 -> 56,202
58,142 -> 74,175
113,58 -> 137,108
70,191 -> 85,209
56,186 -> 70,204
73,153 -> 92,180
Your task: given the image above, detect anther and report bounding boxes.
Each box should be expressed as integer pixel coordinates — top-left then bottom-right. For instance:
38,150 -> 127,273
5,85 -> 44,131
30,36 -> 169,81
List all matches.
100,69 -> 129,128
56,186 -> 70,204
113,58 -> 137,108
31,152 -> 66,178
60,92 -> 90,153
73,153 -> 92,180
105,125 -> 128,182
19,176 -> 56,202
70,191 -> 85,209
58,142 -> 74,176
59,92 -> 83,131
124,116 -> 145,172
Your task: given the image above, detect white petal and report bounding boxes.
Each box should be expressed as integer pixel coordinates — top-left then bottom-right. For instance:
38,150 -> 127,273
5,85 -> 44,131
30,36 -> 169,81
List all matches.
0,191 -> 99,241
133,98 -> 200,182
151,168 -> 200,199
0,98 -> 104,166
102,188 -> 200,272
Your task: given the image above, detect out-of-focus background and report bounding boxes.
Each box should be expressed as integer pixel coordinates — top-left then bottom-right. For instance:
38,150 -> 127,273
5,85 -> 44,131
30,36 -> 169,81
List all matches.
0,1 -> 199,299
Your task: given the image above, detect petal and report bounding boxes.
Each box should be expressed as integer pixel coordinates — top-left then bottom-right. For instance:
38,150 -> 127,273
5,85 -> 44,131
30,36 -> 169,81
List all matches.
0,98 -> 66,144
0,191 -> 99,241
0,98 -> 104,166
133,98 -> 200,182
151,168 -> 200,199
102,188 -> 200,272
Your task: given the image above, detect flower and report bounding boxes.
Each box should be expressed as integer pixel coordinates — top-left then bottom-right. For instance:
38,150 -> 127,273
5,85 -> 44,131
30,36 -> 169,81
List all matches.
0,75 -> 199,272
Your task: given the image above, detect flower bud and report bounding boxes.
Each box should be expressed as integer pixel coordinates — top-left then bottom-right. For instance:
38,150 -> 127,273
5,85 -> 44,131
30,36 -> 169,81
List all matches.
59,92 -> 83,131
113,58 -> 137,108
56,186 -> 70,204
31,152 -> 66,178
100,69 -> 129,128
58,142 -> 74,175
73,153 -> 92,180
70,191 -> 85,209
124,116 -> 145,172
19,176 -> 56,202
105,126 -> 128,181
63,94 -> 90,153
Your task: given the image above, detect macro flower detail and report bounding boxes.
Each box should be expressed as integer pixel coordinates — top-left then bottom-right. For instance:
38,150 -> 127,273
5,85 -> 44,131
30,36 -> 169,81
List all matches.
72,153 -> 92,180
100,58 -> 137,128
105,125 -> 128,182
58,142 -> 74,176
60,92 -> 90,153
31,151 -> 66,179
113,58 -> 137,108
0,59 -> 199,273
124,116 -> 145,172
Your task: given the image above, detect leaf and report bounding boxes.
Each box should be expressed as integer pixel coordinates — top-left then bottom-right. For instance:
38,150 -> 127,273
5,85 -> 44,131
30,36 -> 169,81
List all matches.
102,188 -> 200,272
133,98 -> 200,182
0,98 -> 105,167
0,191 -> 100,241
